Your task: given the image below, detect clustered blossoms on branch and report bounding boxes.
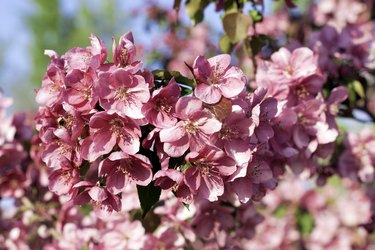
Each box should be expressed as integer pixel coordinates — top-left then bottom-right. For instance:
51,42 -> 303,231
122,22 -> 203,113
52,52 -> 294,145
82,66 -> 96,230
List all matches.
2,0 -> 375,248
34,28 -> 348,215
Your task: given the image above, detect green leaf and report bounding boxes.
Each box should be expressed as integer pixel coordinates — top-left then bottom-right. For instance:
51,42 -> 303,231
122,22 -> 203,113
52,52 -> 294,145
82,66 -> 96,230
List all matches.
347,82 -> 357,106
78,204 -> 93,216
223,12 -> 252,43
223,0 -> 238,12
249,10 -> 263,23
185,0 -> 210,25
249,35 -> 268,55
181,87 -> 193,96
296,208 -> 314,237
137,182 -> 162,218
152,70 -> 196,88
219,34 -> 234,53
352,80 -> 365,98
183,202 -> 190,210
274,205 -> 288,218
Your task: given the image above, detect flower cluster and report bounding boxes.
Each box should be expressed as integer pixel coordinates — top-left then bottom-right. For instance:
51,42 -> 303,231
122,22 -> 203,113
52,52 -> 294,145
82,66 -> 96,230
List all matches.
255,46 -> 348,177
246,175 -> 373,249
339,128 -> 375,183
35,32 -> 284,215
35,33 -> 155,215
0,92 -> 32,198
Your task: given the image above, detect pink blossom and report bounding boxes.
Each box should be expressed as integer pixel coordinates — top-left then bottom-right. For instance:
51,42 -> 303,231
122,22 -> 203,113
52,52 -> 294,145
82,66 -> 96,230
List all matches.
230,159 -> 273,202
247,88 -> 278,143
256,47 -> 324,101
48,160 -> 80,199
81,111 -> 141,162
63,34 -> 107,73
112,32 -> 137,67
154,169 -> 192,202
35,65 -> 66,107
191,200 -> 234,239
73,181 -> 122,215
99,151 -> 153,194
339,128 -> 375,183
210,110 -> 253,165
193,54 -> 246,104
41,128 -> 80,169
96,68 -> 150,119
142,78 -> 180,128
100,220 -> 146,249
159,96 -> 222,157
184,146 -> 236,201
64,68 -> 98,112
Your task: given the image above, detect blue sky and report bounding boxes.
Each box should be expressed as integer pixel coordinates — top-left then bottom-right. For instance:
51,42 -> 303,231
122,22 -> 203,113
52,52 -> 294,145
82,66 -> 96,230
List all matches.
0,0 -> 275,112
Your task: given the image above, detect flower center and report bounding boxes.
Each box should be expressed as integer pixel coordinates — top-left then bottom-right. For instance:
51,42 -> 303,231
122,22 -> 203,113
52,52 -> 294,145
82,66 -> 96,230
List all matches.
297,113 -> 314,126
295,86 -> 309,98
195,159 -> 215,176
49,83 -> 61,93
184,120 -> 199,135
119,48 -> 129,66
155,97 -> 172,113
116,165 -> 131,176
57,140 -> 71,155
284,66 -> 294,78
110,118 -> 125,137
219,126 -> 239,140
115,87 -> 129,101
82,86 -> 92,100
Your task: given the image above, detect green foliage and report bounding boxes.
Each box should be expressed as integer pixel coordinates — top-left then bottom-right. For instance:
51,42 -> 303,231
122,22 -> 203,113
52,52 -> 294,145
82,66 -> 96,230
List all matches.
219,34 -> 234,53
296,208 -> 314,237
244,34 -> 268,57
222,12 -> 252,43
137,183 -> 162,218
152,70 -> 196,88
185,0 -> 210,25
274,205 -> 288,218
352,80 -> 366,98
249,9 -> 263,23
28,0 -> 124,89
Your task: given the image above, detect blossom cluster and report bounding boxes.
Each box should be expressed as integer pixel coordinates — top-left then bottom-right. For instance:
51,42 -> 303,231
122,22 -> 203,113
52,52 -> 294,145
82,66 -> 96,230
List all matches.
248,175 -> 374,249
0,92 -> 32,199
34,23 -> 355,218
34,31 -> 284,215
255,47 -> 348,178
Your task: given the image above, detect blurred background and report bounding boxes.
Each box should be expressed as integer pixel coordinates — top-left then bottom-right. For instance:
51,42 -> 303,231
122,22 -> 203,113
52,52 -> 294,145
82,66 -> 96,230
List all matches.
0,0 -> 229,112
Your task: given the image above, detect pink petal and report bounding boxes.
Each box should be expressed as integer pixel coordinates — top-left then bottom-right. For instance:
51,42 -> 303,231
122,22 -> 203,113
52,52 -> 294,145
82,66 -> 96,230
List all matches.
159,124 -> 186,143
184,166 -> 201,193
200,175 -> 224,201
220,77 -> 245,99
208,54 -> 231,74
293,126 -> 309,149
194,83 -> 222,104
163,135 -> 189,157
88,186 -> 108,201
271,47 -> 291,67
175,97 -> 203,120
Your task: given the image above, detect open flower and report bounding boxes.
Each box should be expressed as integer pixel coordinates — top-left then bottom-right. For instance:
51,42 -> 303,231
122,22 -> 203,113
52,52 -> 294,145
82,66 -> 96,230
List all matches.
81,111 -> 141,162
184,146 -> 236,201
142,78 -> 180,128
73,181 -> 121,216
96,68 -> 150,119
99,151 -> 153,194
159,96 -> 222,157
193,54 -> 246,104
